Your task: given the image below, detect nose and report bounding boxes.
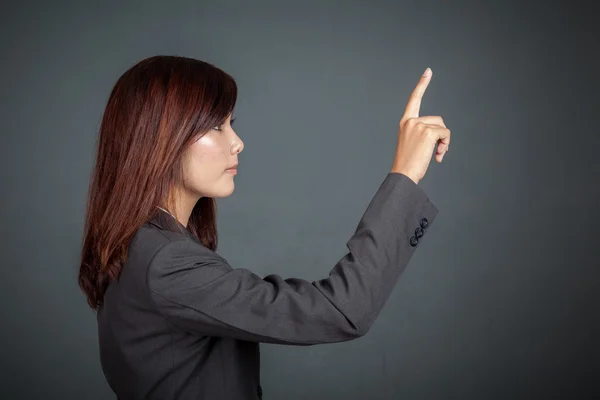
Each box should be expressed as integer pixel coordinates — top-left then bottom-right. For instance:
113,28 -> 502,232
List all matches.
231,137 -> 243,154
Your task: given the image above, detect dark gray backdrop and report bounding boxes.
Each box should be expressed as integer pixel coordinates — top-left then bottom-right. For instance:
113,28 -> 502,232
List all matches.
1,0 -> 598,398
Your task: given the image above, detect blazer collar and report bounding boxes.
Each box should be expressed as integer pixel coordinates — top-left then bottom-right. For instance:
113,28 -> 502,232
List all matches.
147,207 -> 196,240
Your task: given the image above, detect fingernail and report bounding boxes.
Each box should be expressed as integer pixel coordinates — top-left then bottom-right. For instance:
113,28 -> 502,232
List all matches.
423,67 -> 431,76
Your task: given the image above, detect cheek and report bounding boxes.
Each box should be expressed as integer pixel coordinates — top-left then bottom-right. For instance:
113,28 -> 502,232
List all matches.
184,136 -> 225,179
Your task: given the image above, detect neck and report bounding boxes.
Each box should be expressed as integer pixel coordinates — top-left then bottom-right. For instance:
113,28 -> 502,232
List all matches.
160,187 -> 201,228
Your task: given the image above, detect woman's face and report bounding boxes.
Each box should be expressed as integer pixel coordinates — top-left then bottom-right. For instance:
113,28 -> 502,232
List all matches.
181,112 -> 244,199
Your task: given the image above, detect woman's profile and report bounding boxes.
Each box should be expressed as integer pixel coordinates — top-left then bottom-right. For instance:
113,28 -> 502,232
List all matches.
78,55 -> 450,399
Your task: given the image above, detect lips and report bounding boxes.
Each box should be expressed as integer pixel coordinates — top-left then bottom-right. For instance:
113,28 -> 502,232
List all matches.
226,163 -> 238,170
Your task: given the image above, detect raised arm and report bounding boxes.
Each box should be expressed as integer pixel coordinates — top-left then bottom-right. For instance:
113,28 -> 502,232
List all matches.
146,172 -> 438,345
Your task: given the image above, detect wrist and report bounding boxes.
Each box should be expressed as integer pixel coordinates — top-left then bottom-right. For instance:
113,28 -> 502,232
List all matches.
390,168 -> 420,185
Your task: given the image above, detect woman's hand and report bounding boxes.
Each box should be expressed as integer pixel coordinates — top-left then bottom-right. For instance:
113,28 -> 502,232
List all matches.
391,67 -> 451,184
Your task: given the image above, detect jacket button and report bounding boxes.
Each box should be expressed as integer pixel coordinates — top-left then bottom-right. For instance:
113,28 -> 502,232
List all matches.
420,218 -> 429,229
415,227 -> 424,238
410,236 -> 418,247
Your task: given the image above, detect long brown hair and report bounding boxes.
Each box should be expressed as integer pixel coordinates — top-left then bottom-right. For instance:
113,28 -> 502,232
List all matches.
78,55 -> 237,310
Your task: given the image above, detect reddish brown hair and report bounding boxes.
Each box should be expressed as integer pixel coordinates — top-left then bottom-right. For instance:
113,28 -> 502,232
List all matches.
78,55 -> 237,310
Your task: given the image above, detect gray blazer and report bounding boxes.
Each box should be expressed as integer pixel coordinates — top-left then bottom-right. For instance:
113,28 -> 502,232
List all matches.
97,172 -> 439,399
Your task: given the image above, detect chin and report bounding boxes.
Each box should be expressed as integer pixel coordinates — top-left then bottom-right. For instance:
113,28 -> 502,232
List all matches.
215,189 -> 235,198
214,181 -> 236,198
192,175 -> 236,198
190,183 -> 235,199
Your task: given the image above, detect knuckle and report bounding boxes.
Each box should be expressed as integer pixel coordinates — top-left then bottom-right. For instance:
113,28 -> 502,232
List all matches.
401,118 -> 415,130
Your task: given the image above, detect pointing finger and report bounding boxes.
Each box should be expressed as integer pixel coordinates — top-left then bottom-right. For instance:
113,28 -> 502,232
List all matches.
402,67 -> 432,120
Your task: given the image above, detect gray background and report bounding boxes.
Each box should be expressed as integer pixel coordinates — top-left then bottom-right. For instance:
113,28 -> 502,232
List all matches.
1,0 -> 598,398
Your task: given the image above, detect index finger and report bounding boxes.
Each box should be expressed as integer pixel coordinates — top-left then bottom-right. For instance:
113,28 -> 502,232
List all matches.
402,67 -> 432,120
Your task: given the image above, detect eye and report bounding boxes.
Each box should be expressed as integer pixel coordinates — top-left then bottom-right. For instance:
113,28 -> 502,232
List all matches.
213,117 -> 236,132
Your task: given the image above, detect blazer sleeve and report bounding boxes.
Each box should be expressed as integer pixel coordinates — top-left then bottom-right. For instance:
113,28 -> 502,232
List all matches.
146,172 -> 439,345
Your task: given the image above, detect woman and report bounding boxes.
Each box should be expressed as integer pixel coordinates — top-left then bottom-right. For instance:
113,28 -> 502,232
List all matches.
78,56 -> 450,399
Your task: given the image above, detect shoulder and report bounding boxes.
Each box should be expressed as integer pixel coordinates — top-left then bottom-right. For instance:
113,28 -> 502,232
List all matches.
130,222 -> 217,260
136,225 -> 234,302
131,223 -> 229,279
